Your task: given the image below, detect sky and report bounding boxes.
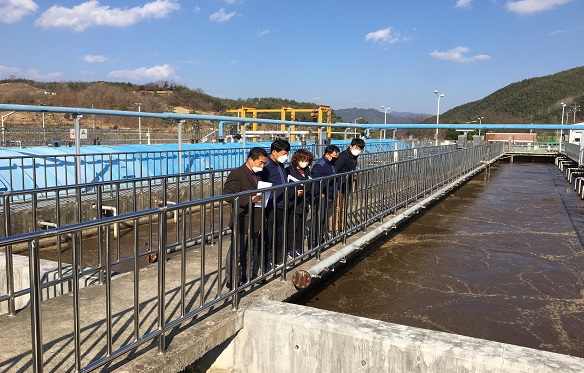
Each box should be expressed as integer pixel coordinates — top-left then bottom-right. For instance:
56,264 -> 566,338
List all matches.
0,0 -> 582,114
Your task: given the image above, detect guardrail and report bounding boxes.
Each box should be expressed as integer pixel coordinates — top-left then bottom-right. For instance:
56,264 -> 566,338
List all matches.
565,143 -> 583,165
502,142 -> 558,154
0,142 -> 425,195
0,142 -> 504,372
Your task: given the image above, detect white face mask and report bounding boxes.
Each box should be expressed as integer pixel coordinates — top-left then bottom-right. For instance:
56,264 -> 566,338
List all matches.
251,166 -> 263,173
351,149 -> 362,156
298,161 -> 309,169
277,154 -> 288,164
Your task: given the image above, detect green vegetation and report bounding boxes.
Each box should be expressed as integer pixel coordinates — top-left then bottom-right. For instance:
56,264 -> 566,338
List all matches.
431,66 -> 584,125
0,78 -> 342,130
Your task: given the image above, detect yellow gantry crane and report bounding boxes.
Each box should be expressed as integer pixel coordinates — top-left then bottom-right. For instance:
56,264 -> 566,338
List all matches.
226,105 -> 332,142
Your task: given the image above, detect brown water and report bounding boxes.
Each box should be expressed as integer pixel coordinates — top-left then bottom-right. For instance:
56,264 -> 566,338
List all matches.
297,161 -> 584,358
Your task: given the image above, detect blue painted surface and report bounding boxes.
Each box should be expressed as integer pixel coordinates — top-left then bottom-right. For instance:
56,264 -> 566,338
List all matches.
0,139 -> 406,194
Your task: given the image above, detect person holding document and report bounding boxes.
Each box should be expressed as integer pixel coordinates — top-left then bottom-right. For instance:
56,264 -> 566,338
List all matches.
223,147 -> 268,290
285,149 -> 314,260
261,138 -> 291,268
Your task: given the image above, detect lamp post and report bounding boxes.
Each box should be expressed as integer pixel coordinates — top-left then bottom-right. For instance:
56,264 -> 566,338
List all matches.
434,90 -> 445,146
381,105 -> 390,139
560,102 -> 566,152
1,111 -> 15,146
478,116 -> 483,136
135,102 -> 142,144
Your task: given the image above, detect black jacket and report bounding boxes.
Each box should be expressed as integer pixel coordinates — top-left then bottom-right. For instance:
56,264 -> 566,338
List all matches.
335,148 -> 358,174
286,165 -> 311,214
335,148 -> 359,193
223,163 -> 263,234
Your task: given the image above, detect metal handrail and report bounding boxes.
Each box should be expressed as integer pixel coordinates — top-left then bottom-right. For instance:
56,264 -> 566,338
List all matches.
0,143 -> 505,372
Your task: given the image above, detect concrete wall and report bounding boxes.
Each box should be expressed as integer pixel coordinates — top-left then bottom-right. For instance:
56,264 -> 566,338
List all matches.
210,299 -> 584,373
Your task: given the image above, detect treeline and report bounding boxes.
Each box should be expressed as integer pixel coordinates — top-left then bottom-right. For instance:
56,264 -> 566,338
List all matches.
428,66 -> 584,126
0,78 -> 340,131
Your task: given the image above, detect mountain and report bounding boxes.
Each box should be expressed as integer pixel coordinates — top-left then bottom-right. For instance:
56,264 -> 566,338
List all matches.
432,66 -> 584,125
335,108 -> 432,124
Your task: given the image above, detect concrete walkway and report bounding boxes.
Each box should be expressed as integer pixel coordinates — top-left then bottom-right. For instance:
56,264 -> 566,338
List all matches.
0,218 -> 375,372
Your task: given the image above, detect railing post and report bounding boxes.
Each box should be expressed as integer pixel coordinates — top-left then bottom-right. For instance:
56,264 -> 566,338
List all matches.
157,210 -> 167,355
29,238 -> 44,373
3,195 -> 16,316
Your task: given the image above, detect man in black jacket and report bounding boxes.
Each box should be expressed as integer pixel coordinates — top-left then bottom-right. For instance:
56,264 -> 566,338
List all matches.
334,138 -> 365,231
311,144 -> 340,247
223,147 -> 268,290
261,138 -> 291,268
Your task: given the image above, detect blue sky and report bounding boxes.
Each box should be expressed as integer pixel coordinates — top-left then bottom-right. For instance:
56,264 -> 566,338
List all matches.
0,0 -> 582,114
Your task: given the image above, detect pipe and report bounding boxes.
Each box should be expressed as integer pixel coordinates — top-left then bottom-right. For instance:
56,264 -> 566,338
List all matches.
91,204 -> 119,238
2,104 -> 584,131
293,157 -> 500,289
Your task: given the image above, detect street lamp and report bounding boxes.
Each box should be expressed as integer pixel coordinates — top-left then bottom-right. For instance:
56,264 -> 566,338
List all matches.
40,104 -> 47,145
560,102 -> 566,152
135,102 -> 142,144
1,111 -> 15,145
478,116 -> 483,136
434,90 -> 445,146
381,105 -> 390,139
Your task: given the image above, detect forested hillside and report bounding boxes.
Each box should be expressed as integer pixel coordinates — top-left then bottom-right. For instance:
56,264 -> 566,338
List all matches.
433,66 -> 584,125
0,79 -> 340,130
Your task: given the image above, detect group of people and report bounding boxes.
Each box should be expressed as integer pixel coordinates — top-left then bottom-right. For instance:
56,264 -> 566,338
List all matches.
223,138 -> 366,290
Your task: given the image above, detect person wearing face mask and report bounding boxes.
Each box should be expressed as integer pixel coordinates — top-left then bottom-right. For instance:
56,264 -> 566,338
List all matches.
222,147 -> 268,290
261,138 -> 291,268
334,138 -> 366,232
285,149 -> 314,261
310,144 -> 340,248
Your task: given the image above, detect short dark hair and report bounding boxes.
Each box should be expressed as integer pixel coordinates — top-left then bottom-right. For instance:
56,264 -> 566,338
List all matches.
270,138 -> 291,153
248,147 -> 268,161
351,138 -> 366,149
324,145 -> 340,154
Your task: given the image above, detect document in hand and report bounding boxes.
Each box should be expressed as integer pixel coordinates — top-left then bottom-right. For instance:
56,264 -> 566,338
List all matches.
287,174 -> 303,189
254,181 -> 272,207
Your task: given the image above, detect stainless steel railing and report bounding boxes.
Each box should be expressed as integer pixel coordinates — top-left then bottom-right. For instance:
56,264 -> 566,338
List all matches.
0,143 -> 504,372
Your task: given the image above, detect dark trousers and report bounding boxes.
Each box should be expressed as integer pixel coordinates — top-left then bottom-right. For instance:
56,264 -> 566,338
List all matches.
287,212 -> 305,254
311,197 -> 334,248
266,207 -> 285,266
225,232 -> 260,285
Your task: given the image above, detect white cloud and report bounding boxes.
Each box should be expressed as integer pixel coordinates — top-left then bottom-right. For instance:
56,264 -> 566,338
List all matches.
0,65 -> 61,80
35,0 -> 180,32
108,64 -> 176,81
505,0 -> 571,15
193,6 -> 201,14
26,69 -> 62,80
0,0 -> 38,24
230,60 -> 238,66
0,65 -> 20,76
430,46 -> 490,62
256,29 -> 269,38
209,8 -> 236,22
548,29 -> 566,36
365,27 -> 408,44
455,0 -> 473,8
83,54 -> 109,63
223,0 -> 241,4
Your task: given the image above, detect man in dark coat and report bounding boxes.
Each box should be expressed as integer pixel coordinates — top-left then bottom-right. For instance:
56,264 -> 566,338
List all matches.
261,138 -> 291,268
223,147 -> 268,290
310,144 -> 340,247
334,138 -> 365,231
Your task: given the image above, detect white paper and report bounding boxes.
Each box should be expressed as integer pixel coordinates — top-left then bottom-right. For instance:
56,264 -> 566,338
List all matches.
287,175 -> 300,183
254,181 -> 272,207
